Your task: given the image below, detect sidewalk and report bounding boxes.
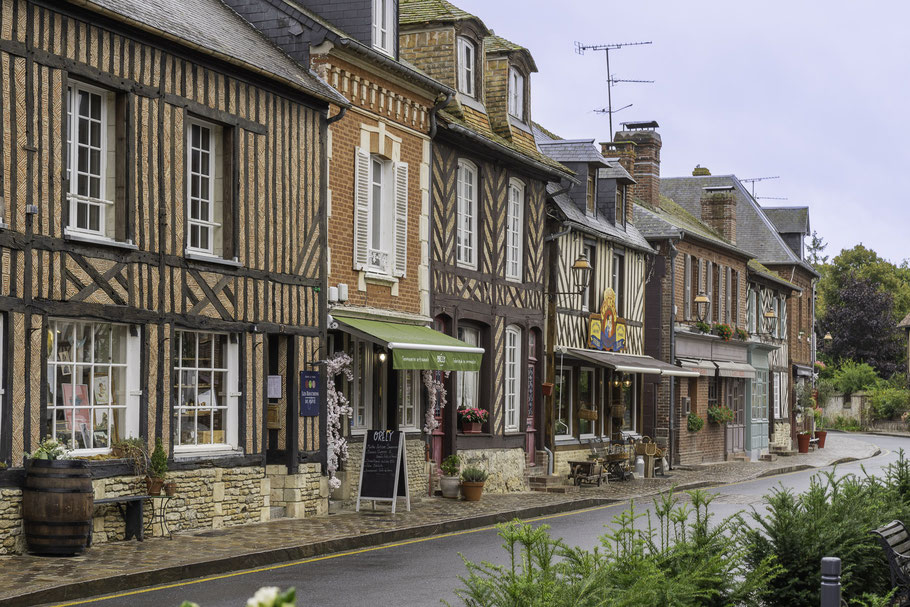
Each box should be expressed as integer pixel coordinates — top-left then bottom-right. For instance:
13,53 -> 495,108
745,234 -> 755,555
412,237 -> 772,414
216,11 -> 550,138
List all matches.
3,434 -> 879,607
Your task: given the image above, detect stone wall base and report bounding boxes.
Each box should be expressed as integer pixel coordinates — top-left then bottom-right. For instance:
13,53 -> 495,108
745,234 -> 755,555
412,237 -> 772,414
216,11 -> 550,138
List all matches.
771,422 -> 792,449
458,448 -> 527,493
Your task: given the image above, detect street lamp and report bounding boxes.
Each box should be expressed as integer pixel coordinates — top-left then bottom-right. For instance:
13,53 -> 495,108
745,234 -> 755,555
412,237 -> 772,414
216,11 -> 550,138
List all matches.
570,253 -> 592,294
823,332 -> 833,343
694,292 -> 710,322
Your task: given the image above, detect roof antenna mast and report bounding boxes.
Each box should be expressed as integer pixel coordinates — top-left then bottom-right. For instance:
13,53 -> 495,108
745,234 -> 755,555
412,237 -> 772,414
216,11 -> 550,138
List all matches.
741,176 -> 780,198
575,41 -> 653,137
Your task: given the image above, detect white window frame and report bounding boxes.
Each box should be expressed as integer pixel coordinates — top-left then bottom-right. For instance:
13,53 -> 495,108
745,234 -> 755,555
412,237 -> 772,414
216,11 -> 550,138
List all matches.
506,179 -> 524,281
349,337 -> 374,434
581,244 -> 595,312
45,319 -> 140,454
173,330 -> 239,452
504,325 -> 521,432
186,119 -> 222,257
398,370 -> 420,432
578,366 -> 596,438
508,67 -> 524,119
368,155 -> 393,274
371,0 -> 394,56
456,160 -> 478,269
66,82 -> 114,238
612,251 -> 625,318
555,366 -> 572,437
456,326 -> 481,410
457,37 -> 475,97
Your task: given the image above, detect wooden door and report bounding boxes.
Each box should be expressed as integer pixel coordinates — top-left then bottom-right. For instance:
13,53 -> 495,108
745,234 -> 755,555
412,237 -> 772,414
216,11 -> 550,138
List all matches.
725,379 -> 746,453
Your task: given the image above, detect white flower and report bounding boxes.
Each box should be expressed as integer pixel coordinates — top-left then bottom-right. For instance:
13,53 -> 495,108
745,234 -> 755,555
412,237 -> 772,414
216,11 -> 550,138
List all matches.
248,586 -> 280,607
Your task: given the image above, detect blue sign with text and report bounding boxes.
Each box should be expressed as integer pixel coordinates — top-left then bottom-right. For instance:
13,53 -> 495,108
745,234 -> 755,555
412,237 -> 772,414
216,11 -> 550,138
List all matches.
299,370 -> 320,417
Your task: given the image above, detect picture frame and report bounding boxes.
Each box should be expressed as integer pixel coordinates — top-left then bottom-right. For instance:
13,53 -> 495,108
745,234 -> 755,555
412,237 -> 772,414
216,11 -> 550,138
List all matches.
62,383 -> 90,409
93,376 -> 110,405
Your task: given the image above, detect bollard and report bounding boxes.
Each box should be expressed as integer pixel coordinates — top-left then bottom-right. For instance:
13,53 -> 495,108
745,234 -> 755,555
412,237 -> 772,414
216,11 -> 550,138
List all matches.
820,557 -> 842,607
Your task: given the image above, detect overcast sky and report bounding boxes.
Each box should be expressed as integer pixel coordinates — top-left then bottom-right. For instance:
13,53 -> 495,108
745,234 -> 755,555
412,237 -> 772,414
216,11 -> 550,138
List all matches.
453,0 -> 910,265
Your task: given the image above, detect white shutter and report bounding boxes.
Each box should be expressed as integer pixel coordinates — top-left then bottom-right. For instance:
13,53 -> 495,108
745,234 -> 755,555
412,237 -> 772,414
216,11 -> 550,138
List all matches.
725,267 -> 732,324
683,254 -> 691,320
706,261 -> 713,323
393,161 -> 408,277
780,297 -> 788,339
353,147 -> 370,270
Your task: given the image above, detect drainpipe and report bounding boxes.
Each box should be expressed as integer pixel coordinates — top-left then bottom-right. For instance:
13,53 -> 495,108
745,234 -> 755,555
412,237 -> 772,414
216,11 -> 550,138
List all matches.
667,239 -> 680,469
429,92 -> 453,139
326,106 -> 346,125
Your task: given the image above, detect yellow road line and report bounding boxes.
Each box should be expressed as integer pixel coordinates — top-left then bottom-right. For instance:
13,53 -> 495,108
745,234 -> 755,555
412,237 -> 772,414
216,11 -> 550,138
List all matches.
47,448 -> 889,606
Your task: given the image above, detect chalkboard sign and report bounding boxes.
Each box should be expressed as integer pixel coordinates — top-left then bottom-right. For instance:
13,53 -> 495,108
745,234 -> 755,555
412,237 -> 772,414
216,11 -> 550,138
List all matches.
355,430 -> 410,514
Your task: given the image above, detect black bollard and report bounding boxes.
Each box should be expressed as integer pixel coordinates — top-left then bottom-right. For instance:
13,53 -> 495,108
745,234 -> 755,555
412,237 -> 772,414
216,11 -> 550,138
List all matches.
820,557 -> 842,607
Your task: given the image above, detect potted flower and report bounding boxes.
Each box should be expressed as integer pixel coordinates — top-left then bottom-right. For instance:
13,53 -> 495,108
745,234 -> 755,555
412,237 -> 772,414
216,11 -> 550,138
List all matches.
458,407 -> 489,434
711,323 -> 733,341
460,466 -> 489,501
734,328 -> 749,341
814,408 -> 827,448
146,438 -> 168,495
439,454 -> 461,499
687,413 -> 704,432
695,321 -> 711,334
797,430 -> 811,454
707,405 -> 735,424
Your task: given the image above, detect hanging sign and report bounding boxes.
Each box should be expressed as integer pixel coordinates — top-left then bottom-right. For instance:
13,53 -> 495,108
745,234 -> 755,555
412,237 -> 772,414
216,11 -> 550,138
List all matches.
299,370 -> 320,417
587,288 -> 626,353
356,430 -> 410,514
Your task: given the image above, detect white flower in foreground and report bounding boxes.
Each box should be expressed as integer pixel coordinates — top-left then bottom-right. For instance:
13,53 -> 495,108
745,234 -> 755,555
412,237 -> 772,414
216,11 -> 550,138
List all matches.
247,586 -> 280,607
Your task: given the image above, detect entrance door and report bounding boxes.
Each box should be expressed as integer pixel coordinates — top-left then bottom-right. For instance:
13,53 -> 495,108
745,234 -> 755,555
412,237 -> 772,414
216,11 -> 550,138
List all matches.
725,379 -> 745,453
750,371 -> 769,454
265,334 -> 297,468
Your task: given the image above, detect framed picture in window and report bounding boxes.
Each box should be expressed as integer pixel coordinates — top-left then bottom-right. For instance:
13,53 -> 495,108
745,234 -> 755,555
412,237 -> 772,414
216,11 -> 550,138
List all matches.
93,376 -> 110,405
62,383 -> 90,409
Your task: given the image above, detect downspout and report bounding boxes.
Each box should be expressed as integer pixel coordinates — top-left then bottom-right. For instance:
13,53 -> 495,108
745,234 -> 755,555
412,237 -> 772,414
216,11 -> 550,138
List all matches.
429,92 -> 454,139
326,106 -> 347,125
667,239 -> 680,469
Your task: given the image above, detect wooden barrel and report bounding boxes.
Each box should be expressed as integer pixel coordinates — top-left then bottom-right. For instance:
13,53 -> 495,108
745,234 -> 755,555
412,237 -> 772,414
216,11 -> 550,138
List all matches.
22,459 -> 94,555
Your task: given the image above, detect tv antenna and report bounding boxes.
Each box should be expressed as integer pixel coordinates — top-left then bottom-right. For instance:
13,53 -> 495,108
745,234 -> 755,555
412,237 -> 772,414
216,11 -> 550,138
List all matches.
575,41 -> 653,137
757,196 -> 789,201
741,176 -> 780,197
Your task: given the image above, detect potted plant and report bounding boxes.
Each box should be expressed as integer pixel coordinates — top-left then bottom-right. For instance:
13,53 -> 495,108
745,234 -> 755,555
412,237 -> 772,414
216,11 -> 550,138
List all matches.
695,321 -> 711,334
707,405 -> 735,424
146,438 -> 168,495
458,408 -> 489,434
461,466 -> 489,501
687,413 -> 704,432
711,323 -> 733,341
112,437 -> 148,477
797,431 -> 811,454
541,382 -> 554,397
814,408 -> 827,448
439,454 -> 461,499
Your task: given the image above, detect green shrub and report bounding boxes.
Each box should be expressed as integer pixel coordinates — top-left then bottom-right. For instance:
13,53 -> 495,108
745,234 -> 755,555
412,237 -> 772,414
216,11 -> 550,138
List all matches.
816,378 -> 837,407
687,413 -> 704,432
868,387 -> 910,420
833,360 -> 880,395
149,438 -> 168,480
441,454 -> 461,477
461,466 -> 488,483
832,415 -> 862,431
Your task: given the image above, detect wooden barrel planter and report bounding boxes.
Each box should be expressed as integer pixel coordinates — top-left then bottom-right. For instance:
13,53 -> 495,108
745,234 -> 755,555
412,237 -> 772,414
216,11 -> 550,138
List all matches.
22,459 -> 94,555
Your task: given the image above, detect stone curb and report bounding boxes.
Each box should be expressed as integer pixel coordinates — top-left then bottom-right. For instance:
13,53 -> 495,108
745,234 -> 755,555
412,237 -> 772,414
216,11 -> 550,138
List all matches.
11,496 -> 619,607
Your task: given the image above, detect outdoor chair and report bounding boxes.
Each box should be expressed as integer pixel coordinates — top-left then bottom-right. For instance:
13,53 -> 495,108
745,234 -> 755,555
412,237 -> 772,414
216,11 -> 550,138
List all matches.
871,520 -> 910,606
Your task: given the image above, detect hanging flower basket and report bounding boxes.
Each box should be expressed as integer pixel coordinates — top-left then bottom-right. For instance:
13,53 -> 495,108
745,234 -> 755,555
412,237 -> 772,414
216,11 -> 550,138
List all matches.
578,408 -> 598,421
541,382 -> 554,397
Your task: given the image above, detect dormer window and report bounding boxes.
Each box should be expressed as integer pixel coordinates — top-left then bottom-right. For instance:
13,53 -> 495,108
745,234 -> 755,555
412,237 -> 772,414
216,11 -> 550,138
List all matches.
457,37 -> 475,97
586,173 -> 596,216
616,185 -> 626,226
508,67 -> 524,120
372,0 -> 395,55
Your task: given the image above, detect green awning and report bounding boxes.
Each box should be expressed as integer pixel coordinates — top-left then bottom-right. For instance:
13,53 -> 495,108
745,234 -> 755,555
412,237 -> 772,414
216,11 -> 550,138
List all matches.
334,316 -> 483,372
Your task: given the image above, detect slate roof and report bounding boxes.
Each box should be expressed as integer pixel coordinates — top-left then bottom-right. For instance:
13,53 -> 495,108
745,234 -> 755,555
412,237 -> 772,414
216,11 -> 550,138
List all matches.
899,312 -> 910,329
762,206 -> 810,235
484,34 -> 537,71
537,139 -> 612,166
79,0 -> 347,106
548,184 -> 654,254
399,0 -> 484,27
748,259 -> 800,292
632,196 -> 754,259
532,122 -> 562,141
660,174 -> 817,274
600,159 -> 635,183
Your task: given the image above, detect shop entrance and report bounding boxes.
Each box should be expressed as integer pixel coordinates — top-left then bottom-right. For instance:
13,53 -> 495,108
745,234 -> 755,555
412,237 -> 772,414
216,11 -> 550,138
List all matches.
265,334 -> 297,467
725,378 -> 745,453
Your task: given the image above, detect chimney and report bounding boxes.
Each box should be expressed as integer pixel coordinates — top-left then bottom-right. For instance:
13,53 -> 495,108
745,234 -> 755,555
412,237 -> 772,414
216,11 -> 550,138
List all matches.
700,186 -> 736,244
612,121 -> 662,209
692,165 -> 711,176
601,140 -> 635,176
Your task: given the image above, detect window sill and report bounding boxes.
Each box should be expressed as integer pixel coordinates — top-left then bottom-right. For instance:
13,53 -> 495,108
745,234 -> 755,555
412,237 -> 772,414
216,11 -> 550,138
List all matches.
185,250 -> 242,268
505,275 -> 522,284
363,272 -> 399,286
65,229 -> 138,250
455,261 -> 478,272
173,446 -> 242,461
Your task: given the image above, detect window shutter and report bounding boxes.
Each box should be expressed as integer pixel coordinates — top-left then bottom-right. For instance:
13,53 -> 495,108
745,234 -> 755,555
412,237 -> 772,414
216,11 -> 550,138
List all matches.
683,254 -> 691,320
393,161 -> 408,277
780,297 -> 788,339
353,147 -> 370,270
706,261 -> 713,323
725,267 -> 732,324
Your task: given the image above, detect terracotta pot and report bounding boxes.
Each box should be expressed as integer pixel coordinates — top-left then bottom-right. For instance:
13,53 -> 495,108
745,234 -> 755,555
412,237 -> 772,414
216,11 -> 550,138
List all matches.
146,476 -> 164,495
164,481 -> 177,496
815,430 -> 827,449
462,421 -> 481,434
439,475 -> 461,499
461,481 -> 485,502
797,433 -> 810,454
541,382 -> 554,396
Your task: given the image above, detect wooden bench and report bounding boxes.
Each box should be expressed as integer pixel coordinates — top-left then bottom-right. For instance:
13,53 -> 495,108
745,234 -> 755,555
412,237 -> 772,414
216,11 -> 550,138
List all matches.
94,495 -> 150,542
871,520 -> 910,605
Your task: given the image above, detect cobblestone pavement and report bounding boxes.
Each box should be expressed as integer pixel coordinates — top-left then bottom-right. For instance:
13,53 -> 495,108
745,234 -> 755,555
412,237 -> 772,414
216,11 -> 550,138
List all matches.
1,433 -> 878,606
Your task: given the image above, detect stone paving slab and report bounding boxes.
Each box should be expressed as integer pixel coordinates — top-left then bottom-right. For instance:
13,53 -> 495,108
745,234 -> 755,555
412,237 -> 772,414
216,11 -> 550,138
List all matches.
2,432 -> 879,607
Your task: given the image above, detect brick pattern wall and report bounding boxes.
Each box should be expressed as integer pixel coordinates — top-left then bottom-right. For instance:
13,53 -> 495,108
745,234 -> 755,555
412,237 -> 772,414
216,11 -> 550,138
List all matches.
399,26 -> 457,92
484,55 -> 509,139
700,191 -> 737,245
613,130 -> 662,209
674,241 -> 748,329
677,377 -> 726,464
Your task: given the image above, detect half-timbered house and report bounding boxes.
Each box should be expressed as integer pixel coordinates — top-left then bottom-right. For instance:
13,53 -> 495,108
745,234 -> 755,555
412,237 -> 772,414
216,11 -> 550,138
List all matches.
0,0 -> 347,553
399,0 -> 572,490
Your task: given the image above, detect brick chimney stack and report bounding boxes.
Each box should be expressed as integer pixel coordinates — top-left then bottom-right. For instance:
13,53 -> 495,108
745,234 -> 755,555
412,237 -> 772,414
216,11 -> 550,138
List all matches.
611,121 -> 662,209
701,186 -> 737,244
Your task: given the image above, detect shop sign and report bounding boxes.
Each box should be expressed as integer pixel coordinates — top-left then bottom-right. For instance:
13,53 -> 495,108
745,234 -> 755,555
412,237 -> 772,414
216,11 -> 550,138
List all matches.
587,287 -> 625,353
299,370 -> 320,417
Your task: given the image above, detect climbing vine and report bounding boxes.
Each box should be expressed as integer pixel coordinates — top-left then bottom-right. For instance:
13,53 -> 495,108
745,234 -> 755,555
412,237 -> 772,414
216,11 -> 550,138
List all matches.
422,370 -> 449,434
325,352 -> 354,490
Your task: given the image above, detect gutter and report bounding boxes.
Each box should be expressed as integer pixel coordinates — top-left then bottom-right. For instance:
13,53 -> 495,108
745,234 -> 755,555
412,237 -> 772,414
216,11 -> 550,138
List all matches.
336,38 -> 455,97
326,106 -> 347,125
429,93 -> 454,138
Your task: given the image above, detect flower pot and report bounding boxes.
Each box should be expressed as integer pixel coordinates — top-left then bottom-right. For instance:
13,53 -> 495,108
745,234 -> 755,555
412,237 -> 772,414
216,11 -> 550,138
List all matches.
815,430 -> 827,448
797,433 -> 810,454
541,382 -> 554,397
462,422 -> 481,434
461,480 -> 485,502
164,481 -> 177,497
146,476 -> 164,495
439,475 -> 461,499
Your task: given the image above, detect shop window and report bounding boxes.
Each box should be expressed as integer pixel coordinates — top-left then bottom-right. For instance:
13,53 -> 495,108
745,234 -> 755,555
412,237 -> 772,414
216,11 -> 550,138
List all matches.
555,367 -> 572,437
457,37 -> 476,97
752,370 -> 768,421
506,179 -> 524,281
348,338 -> 375,433
173,330 -> 239,450
45,319 -> 140,452
456,326 -> 481,410
527,331 -> 538,423
578,367 -> 595,436
504,325 -> 521,432
398,370 -> 419,431
508,67 -> 524,120
621,375 -> 637,432
456,160 -> 478,269
708,377 -> 719,409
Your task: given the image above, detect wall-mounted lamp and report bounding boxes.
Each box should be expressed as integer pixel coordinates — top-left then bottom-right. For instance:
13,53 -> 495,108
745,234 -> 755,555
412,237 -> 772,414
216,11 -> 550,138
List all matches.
823,332 -> 833,343
694,292 -> 710,322
622,376 -> 632,389
552,253 -> 593,299
612,373 -> 622,388
378,350 -> 387,363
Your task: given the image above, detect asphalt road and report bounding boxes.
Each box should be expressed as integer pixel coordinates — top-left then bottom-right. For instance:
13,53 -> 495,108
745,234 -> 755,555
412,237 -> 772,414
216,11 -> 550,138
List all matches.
46,432 -> 907,607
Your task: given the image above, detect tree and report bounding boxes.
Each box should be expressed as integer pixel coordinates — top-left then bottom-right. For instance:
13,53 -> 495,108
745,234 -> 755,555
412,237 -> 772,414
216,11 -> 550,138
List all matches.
819,276 -> 903,378
806,230 -> 828,268
816,244 -> 910,322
